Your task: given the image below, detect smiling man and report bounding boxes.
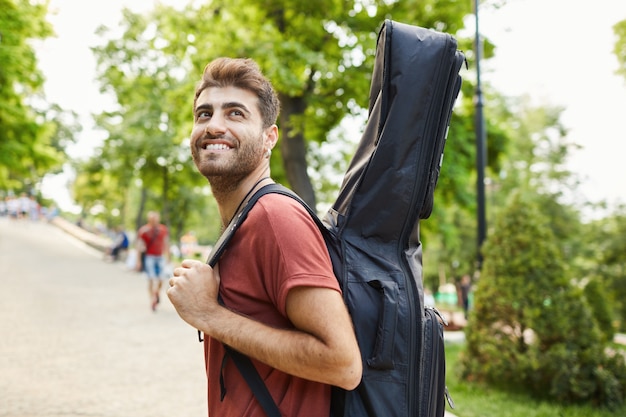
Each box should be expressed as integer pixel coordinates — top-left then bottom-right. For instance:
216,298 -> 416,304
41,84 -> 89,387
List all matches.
166,57 -> 361,417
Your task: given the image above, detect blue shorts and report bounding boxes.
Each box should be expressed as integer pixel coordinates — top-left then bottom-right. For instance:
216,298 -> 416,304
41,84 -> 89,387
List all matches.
144,255 -> 166,280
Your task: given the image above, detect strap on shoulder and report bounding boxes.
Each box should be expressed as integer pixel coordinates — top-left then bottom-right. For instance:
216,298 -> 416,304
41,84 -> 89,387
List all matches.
205,183 -> 326,267
201,183 -> 325,417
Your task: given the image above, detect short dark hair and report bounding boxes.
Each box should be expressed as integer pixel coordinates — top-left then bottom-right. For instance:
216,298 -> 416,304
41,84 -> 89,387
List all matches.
194,57 -> 280,128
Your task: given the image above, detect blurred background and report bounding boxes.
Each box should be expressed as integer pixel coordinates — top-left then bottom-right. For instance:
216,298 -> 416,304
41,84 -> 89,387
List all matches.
4,0 -> 626,413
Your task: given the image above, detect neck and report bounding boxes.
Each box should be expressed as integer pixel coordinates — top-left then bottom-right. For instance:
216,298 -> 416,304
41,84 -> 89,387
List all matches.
209,170 -> 273,227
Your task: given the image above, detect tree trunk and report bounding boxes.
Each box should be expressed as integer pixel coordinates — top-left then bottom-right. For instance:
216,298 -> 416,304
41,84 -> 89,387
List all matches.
278,93 -> 316,209
135,187 -> 148,233
161,165 -> 170,228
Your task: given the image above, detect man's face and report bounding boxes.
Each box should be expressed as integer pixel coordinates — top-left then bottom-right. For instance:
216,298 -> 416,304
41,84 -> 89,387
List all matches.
190,86 -> 268,180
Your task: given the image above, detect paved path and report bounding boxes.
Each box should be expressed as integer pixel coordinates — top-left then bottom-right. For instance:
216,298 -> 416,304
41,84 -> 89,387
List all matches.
0,217 -> 206,417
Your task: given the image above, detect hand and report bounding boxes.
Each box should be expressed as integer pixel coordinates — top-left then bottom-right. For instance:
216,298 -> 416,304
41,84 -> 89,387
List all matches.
167,259 -> 220,329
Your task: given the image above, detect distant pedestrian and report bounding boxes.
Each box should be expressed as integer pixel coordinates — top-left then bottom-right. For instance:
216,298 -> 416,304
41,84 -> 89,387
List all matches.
27,196 -> 40,221
104,225 -> 129,262
18,193 -> 30,219
137,211 -> 170,311
7,196 -> 19,219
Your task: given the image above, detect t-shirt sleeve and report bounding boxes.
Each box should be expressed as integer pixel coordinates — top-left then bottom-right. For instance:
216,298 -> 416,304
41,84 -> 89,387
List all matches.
248,194 -> 341,316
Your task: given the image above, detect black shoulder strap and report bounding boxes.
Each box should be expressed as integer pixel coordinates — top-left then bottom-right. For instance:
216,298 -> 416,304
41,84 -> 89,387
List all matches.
222,346 -> 281,417
203,183 -> 318,417
206,183 -> 323,267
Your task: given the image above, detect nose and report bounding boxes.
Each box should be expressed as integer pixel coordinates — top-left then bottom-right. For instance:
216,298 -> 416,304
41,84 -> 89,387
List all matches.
205,113 -> 226,137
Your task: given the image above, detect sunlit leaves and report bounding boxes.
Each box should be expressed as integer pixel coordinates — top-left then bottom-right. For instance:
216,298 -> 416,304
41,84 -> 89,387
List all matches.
0,0 -> 64,191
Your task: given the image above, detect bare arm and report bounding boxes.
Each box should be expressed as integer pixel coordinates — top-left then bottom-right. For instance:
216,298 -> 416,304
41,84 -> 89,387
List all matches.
166,259 -> 362,390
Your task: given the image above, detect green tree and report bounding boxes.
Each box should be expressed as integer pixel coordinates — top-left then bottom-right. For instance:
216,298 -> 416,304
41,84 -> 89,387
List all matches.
77,7 -> 217,241
565,38 -> 626,325
0,0 -> 72,193
462,190 -> 626,408
583,277 -> 615,343
420,83 -> 509,288
79,0 -> 524,260
185,0 -> 472,208
455,86 -> 626,407
614,18 -> 626,80
89,0 -> 473,210
486,95 -> 586,276
80,0 -> 489,246
586,205 -> 626,330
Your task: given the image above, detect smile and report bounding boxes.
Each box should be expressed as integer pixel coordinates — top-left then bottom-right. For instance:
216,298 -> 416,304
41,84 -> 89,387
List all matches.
203,143 -> 231,150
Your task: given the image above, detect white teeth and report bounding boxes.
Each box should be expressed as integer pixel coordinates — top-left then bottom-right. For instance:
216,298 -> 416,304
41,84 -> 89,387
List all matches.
204,143 -> 230,150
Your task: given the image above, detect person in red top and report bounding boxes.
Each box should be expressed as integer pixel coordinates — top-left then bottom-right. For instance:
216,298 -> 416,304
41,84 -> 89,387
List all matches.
167,57 -> 362,416
137,211 -> 170,311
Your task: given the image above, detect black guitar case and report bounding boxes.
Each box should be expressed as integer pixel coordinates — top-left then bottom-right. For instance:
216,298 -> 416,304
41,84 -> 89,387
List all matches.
323,19 -> 464,417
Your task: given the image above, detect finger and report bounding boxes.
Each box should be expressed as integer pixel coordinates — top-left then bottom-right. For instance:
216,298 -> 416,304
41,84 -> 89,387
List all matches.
180,259 -> 203,268
181,259 -> 199,268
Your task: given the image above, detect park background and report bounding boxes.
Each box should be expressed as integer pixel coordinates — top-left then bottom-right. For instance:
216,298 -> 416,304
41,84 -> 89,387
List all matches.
3,0 -> 626,416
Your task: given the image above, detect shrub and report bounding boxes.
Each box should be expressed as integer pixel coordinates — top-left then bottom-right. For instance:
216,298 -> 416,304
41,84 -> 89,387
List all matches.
461,190 -> 626,408
583,278 -> 615,343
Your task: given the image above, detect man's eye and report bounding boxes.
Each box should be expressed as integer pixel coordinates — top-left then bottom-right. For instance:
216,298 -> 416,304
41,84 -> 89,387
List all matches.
229,109 -> 244,117
198,111 -> 212,118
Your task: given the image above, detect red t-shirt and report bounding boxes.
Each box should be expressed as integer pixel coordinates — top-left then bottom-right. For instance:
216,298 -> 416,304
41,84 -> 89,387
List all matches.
138,224 -> 168,256
204,193 -> 341,417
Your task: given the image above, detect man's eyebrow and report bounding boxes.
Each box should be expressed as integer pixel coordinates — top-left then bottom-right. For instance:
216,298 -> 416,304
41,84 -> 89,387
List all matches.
222,101 -> 251,115
194,103 -> 213,113
194,101 -> 252,115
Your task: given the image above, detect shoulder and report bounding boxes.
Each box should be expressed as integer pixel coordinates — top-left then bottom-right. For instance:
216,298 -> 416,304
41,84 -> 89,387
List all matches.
259,191 -> 303,208
242,194 -> 327,258
252,193 -> 315,229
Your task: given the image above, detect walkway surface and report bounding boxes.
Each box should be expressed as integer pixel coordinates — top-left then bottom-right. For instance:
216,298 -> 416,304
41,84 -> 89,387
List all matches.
1,216 -> 461,417
0,217 -> 206,417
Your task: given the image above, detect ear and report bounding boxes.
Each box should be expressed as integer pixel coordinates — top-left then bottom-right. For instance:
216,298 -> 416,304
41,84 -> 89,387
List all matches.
264,124 -> 279,151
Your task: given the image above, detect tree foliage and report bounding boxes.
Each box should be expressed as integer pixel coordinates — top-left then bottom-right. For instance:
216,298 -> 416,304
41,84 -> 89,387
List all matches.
0,0 -> 74,193
583,277 -> 615,343
420,83 -> 509,288
82,0 -> 484,242
456,91 -> 626,407
584,205 -> 626,331
481,95 -> 586,277
614,18 -> 626,81
461,190 -> 626,408
72,6 -> 219,240
175,0 -> 472,207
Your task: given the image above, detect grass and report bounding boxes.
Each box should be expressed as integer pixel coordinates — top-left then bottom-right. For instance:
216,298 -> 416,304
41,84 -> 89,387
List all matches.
444,341 -> 626,417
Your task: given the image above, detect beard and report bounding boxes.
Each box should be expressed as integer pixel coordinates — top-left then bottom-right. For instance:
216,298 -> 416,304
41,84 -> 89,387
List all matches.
191,133 -> 265,193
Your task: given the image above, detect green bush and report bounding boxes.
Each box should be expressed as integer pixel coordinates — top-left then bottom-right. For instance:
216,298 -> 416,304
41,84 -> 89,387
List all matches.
446,342 -> 626,417
583,278 -> 615,343
461,190 -> 626,409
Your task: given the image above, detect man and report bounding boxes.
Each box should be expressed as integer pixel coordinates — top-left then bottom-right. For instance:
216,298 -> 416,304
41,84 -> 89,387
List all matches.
105,225 -> 129,262
167,58 -> 362,416
137,211 -> 170,311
